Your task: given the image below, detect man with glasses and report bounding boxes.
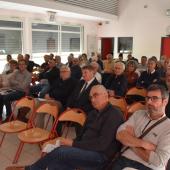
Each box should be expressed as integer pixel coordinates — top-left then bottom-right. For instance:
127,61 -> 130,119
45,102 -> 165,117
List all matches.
111,84 -> 170,170
0,59 -> 31,122
6,85 -> 124,170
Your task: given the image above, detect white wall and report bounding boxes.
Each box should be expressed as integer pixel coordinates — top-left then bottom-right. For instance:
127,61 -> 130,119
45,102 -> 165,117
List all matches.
0,8 -> 98,65
97,0 -> 170,60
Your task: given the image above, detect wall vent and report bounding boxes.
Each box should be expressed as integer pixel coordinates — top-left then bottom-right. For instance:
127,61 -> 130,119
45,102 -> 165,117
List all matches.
56,0 -> 118,15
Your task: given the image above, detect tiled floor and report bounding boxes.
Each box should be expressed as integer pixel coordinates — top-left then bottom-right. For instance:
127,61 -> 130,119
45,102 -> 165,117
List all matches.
0,132 -> 41,170
0,126 -> 76,170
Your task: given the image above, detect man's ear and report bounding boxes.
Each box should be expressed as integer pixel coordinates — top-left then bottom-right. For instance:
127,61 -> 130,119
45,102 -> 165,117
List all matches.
163,98 -> 169,106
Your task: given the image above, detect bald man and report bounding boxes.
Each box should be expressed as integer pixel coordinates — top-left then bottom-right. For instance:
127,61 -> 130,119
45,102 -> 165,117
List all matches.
6,85 -> 124,170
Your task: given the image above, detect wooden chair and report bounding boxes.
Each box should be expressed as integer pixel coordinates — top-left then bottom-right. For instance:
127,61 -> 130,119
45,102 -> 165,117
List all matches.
126,87 -> 147,97
127,102 -> 146,119
13,102 -> 59,163
109,96 -> 128,119
125,87 -> 147,105
42,108 -> 86,151
0,96 -> 35,146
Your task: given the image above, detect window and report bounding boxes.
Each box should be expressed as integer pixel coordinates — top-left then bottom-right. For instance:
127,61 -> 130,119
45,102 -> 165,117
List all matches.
32,23 -> 59,54
118,37 -> 133,53
32,23 -> 83,60
0,20 -> 22,55
61,26 -> 81,52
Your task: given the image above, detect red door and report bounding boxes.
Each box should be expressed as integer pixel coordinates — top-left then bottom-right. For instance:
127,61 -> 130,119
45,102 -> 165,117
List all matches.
161,37 -> 170,58
101,38 -> 114,59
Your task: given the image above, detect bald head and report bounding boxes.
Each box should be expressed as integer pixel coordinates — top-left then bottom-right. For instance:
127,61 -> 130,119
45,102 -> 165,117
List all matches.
90,85 -> 109,110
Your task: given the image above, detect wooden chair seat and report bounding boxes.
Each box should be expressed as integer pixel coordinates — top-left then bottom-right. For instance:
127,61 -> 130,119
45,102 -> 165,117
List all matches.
59,109 -> 86,126
18,127 -> 50,143
0,120 -> 27,133
13,102 -> 59,163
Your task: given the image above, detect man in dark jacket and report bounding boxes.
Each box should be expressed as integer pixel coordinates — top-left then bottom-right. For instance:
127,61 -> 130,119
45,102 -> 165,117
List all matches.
137,57 -> 160,88
24,54 -> 40,72
104,61 -> 127,97
45,65 -> 78,108
67,64 -> 99,113
29,59 -> 59,98
6,85 -> 124,170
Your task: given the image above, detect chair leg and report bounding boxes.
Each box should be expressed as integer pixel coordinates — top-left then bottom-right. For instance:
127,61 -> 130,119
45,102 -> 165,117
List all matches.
0,133 -> 6,147
13,141 -> 24,164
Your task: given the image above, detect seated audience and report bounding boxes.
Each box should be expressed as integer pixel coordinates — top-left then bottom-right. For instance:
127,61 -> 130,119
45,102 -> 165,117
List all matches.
118,53 -> 126,64
78,53 -> 88,68
102,53 -> 114,85
90,61 -> 102,83
137,56 -> 147,73
0,59 -> 31,121
45,65 -> 78,109
165,69 -> 170,118
67,65 -> 99,113
0,60 -> 18,88
126,53 -> 138,64
103,53 -> 114,74
137,57 -> 160,88
29,59 -> 59,98
112,84 -> 170,170
54,55 -> 63,69
6,85 -> 124,170
40,55 -> 50,72
2,54 -> 12,73
24,54 -> 39,72
104,61 -> 127,97
125,60 -> 139,89
66,53 -> 74,67
157,56 -> 170,82
17,54 -> 24,62
90,52 -> 104,71
70,58 -> 82,80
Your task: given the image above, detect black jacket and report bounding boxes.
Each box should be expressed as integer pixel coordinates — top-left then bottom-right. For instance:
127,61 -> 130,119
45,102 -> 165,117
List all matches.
104,74 -> 127,97
49,77 -> 78,107
137,70 -> 160,88
73,103 -> 124,159
39,66 -> 60,86
27,61 -> 40,72
67,78 -> 99,112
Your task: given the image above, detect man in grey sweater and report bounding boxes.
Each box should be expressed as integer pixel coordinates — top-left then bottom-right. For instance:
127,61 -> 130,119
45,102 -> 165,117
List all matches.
0,59 -> 31,122
112,84 -> 170,170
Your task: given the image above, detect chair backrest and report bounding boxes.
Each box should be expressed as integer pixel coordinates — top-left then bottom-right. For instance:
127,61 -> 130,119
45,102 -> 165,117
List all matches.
32,102 -> 59,130
127,102 -> 146,119
109,96 -> 128,119
58,108 -> 86,126
126,87 -> 147,97
56,108 -> 86,138
36,103 -> 58,118
15,96 -> 35,110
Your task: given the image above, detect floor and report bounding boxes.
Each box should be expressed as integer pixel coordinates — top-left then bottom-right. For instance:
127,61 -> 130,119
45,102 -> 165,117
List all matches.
0,124 -> 76,170
0,132 -> 41,170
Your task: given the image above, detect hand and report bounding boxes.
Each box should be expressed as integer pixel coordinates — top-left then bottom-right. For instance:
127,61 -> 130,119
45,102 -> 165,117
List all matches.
141,140 -> 156,151
59,138 -> 73,146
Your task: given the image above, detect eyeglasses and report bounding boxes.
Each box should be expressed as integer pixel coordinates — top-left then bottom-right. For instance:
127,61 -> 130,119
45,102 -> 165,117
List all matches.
145,96 -> 163,102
